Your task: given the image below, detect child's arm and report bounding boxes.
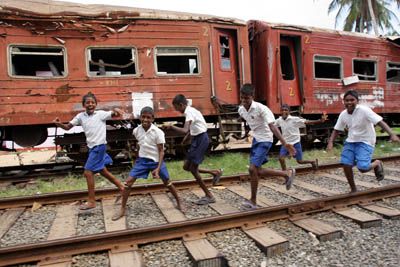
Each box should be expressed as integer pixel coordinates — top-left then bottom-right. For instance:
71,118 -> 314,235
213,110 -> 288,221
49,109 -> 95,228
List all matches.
152,143 -> 165,179
305,112 -> 328,125
269,123 -> 296,156
327,129 -> 340,150
164,121 -> 191,135
53,117 -> 73,131
377,121 -> 400,142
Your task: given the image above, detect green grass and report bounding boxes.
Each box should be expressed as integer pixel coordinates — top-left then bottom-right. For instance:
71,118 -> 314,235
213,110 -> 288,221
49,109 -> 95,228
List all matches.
0,140 -> 399,198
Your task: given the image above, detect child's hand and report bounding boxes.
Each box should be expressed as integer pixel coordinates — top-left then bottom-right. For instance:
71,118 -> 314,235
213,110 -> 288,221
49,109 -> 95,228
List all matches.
321,112 -> 328,122
113,108 -> 124,117
53,117 -> 61,124
152,168 -> 160,179
284,144 -> 296,156
390,134 -> 400,143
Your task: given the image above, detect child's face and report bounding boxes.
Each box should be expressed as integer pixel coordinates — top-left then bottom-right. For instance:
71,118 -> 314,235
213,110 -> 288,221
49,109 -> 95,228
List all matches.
240,93 -> 253,110
140,112 -> 154,130
281,108 -> 290,119
173,103 -> 186,114
83,97 -> 97,115
343,94 -> 358,113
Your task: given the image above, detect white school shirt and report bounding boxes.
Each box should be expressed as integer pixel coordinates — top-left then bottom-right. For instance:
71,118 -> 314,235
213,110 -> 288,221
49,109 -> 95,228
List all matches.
70,110 -> 112,149
238,101 -> 275,142
184,106 -> 208,136
133,124 -> 165,162
334,104 -> 382,147
275,115 -> 306,145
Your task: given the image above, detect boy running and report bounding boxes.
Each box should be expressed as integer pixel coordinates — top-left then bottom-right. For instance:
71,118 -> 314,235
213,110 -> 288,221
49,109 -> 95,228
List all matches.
113,107 -> 183,220
327,90 -> 399,192
276,104 -> 327,170
53,92 -> 125,210
238,84 -> 296,209
164,94 -> 222,205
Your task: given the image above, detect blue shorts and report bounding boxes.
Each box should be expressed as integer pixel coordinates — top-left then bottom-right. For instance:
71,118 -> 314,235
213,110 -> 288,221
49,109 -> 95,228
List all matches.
280,142 -> 303,161
187,132 -> 209,165
250,138 -> 272,167
129,157 -> 169,181
84,144 -> 113,172
340,142 -> 374,171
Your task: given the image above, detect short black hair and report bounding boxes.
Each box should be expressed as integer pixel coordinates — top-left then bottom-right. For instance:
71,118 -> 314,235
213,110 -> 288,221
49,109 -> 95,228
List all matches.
281,104 -> 290,111
172,94 -> 188,106
344,89 -> 359,100
140,106 -> 154,116
82,92 -> 97,105
240,83 -> 255,96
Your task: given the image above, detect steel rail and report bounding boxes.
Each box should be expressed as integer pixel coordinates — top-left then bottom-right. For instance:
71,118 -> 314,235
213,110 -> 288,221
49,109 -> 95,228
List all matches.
0,184 -> 399,266
1,155 -> 399,209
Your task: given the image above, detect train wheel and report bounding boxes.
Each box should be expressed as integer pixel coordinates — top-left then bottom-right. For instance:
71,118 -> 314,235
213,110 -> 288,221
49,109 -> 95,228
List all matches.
11,126 -> 48,147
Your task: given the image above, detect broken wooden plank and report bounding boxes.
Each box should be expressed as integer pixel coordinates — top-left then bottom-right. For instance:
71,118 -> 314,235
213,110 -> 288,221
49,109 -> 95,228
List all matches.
47,204 -> 78,240
109,249 -> 144,267
191,188 -> 239,214
102,198 -> 126,232
184,238 -> 227,267
293,180 -> 338,196
243,226 -> 289,257
0,208 -> 24,238
360,203 -> 400,219
259,180 -> 313,201
334,208 -> 382,228
227,184 -> 276,207
291,218 -> 343,242
152,193 -> 186,223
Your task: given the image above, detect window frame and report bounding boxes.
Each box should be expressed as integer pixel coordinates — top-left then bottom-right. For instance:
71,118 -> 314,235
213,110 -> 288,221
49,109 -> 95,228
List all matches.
386,61 -> 400,84
313,54 -> 343,80
85,46 -> 139,78
154,46 -> 201,76
352,58 -> 378,82
7,44 -> 68,79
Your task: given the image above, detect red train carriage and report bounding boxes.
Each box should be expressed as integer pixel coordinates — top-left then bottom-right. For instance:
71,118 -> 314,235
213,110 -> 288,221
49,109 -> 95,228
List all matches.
249,20 -> 400,143
0,0 -> 251,159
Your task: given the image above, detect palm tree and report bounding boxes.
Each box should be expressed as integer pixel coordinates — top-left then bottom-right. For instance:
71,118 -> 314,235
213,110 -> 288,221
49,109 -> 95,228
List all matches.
328,0 -> 400,35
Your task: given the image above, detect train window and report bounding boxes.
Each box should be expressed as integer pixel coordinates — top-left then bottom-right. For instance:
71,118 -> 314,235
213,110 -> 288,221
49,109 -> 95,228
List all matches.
280,46 -> 294,80
387,62 -> 400,83
353,59 -> 377,81
9,45 -> 66,78
155,47 -> 199,75
87,47 -> 136,76
314,55 -> 342,79
220,36 -> 231,70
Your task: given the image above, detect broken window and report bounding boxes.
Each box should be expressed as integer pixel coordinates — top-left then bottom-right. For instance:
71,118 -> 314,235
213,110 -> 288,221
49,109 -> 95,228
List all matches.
280,46 -> 294,80
387,62 -> 400,83
353,59 -> 376,81
155,47 -> 199,75
220,35 -> 231,70
314,55 -> 342,79
9,45 -> 65,77
88,47 -> 136,76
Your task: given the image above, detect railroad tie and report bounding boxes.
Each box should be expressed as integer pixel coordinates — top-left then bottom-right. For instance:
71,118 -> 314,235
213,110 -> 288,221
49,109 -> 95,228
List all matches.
243,226 -> 289,257
102,198 -> 144,267
291,217 -> 343,242
0,208 -> 24,239
333,207 -> 382,228
360,203 -> 400,220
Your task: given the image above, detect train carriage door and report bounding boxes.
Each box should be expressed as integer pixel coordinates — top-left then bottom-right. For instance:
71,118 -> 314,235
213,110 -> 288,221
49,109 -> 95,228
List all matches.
212,29 -> 239,103
279,37 -> 302,106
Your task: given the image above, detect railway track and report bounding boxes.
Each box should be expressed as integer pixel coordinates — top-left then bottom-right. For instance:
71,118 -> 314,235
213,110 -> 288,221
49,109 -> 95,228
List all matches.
0,159 -> 399,266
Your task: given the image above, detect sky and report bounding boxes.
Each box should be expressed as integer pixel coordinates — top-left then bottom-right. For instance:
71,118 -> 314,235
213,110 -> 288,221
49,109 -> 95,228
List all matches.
67,0 -> 400,34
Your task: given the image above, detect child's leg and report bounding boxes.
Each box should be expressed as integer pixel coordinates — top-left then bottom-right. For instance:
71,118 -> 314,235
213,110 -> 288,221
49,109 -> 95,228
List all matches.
162,179 -> 183,210
100,167 -> 125,191
343,165 -> 357,192
112,176 -> 136,220
279,157 -> 287,170
188,162 -> 214,199
82,170 -> 96,209
248,164 -> 259,205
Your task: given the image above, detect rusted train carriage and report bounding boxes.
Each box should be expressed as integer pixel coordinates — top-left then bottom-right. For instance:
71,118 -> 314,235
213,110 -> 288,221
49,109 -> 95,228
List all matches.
249,20 -> 400,143
0,0 -> 251,158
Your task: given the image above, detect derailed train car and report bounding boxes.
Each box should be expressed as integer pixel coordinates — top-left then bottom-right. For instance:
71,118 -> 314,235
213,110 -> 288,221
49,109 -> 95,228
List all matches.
249,20 -> 400,143
0,0 -> 251,159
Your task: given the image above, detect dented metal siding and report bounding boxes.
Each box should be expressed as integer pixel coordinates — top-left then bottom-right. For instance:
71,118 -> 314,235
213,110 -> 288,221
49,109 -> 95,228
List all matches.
0,6 -> 250,127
